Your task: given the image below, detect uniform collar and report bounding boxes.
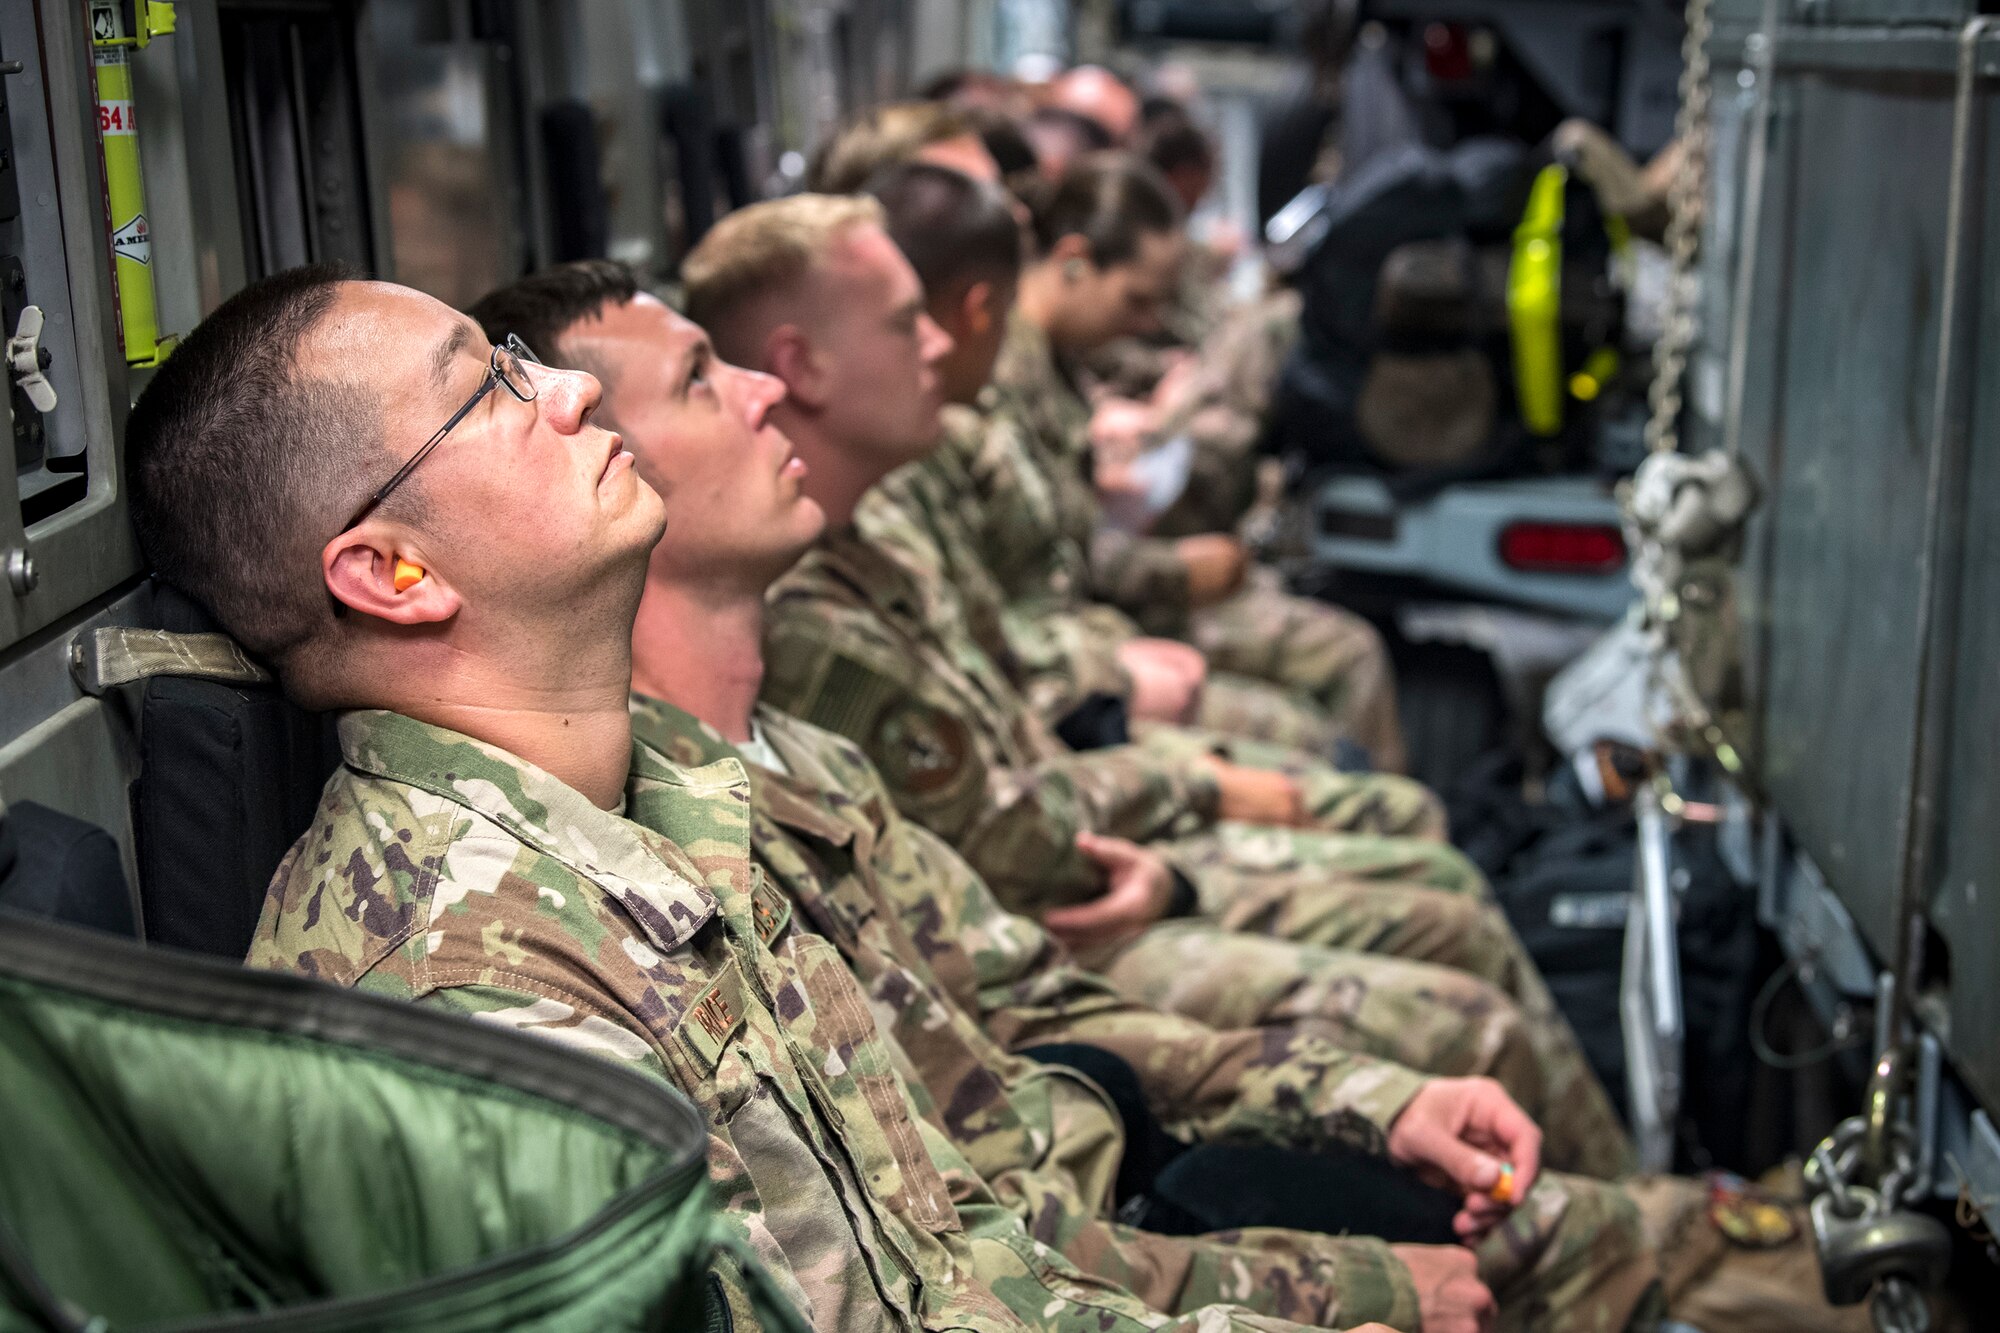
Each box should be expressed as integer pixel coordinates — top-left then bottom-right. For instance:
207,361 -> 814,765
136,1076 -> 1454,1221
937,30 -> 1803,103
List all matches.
336,708 -> 723,951
629,693 -> 862,850
629,691 -> 742,769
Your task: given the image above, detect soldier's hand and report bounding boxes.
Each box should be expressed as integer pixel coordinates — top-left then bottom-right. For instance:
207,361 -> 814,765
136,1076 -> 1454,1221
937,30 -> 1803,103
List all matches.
1174,534 -> 1249,606
1044,833 -> 1177,950
1116,637 -> 1207,724
1148,351 -> 1202,413
1388,1244 -> 1497,1333
1201,758 -> 1308,828
1385,1077 -> 1543,1242
1090,396 -> 1155,467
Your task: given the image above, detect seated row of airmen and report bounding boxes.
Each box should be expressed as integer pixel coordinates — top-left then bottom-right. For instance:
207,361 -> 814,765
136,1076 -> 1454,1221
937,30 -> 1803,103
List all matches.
120,64 -> 1856,1333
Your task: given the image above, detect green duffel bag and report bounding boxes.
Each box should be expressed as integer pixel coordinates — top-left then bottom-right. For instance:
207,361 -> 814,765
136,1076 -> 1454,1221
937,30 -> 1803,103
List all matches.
0,911 -> 806,1333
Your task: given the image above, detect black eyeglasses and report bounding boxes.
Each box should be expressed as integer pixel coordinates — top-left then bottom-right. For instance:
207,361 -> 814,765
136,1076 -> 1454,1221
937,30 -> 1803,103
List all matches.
338,333 -> 541,533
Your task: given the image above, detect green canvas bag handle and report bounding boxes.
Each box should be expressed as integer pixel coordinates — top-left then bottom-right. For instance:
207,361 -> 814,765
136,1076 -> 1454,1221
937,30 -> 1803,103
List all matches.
0,912 -> 808,1333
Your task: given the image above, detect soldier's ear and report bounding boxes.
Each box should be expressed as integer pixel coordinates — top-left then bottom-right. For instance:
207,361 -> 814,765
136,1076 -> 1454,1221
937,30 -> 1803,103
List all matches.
323,525 -> 460,627
960,281 -> 995,337
763,323 -> 829,410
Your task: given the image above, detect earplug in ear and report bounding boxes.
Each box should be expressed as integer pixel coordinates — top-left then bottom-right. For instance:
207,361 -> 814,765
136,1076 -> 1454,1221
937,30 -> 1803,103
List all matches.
393,558 -> 426,593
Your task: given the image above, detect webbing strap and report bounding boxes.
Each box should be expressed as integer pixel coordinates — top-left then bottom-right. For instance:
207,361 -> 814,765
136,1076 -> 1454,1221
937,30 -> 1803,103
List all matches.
70,627 -> 272,695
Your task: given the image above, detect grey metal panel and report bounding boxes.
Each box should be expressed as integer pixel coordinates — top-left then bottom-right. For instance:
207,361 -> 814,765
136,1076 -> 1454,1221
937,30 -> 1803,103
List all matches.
1926,95 -> 2000,1112
1813,2 -> 1975,28
1719,59 -> 1805,762
1,0 -> 94,468
0,0 -> 141,656
1747,65 -> 1954,960
0,583 -> 154,925
1712,0 -> 1974,26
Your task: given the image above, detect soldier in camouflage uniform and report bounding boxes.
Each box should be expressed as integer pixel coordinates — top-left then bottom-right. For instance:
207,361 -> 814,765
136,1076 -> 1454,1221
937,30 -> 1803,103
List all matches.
634,685 -> 1661,1333
124,267 -> 1398,1333
455,250 -> 1657,1329
802,98 -> 1388,780
869,400 -> 1437,841
673,192 -> 1631,1181
1084,98 -> 1303,542
997,153 -> 1408,772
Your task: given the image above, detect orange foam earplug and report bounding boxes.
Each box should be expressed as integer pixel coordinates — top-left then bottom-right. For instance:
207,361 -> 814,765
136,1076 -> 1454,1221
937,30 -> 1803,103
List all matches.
393,558 -> 426,592
1489,1162 -> 1516,1205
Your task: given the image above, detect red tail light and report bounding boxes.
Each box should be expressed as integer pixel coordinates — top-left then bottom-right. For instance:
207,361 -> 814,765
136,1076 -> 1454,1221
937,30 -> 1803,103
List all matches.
1498,522 -> 1626,575
1424,23 -> 1474,83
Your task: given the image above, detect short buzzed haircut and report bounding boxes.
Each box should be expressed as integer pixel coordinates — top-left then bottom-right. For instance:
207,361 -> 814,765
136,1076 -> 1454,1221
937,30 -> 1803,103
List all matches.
467,258 -> 640,382
866,162 -> 1022,300
126,263 -> 374,702
807,102 -> 974,196
681,194 -> 885,361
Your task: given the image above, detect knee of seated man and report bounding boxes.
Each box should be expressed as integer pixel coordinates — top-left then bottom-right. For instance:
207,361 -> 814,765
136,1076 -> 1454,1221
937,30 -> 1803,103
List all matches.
1478,1171 -> 1657,1306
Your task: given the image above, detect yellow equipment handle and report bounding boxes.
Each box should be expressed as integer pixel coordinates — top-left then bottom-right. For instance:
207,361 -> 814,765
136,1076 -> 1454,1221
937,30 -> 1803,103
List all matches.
1507,163 -> 1567,437
88,1 -> 177,368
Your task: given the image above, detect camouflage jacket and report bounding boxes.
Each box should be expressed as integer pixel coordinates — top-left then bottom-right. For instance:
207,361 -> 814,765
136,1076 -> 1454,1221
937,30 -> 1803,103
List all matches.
988,314 -> 1197,636
631,694 -> 1425,1327
629,691 -> 1128,1215
864,409 -> 1139,727
762,526 -> 1220,913
246,710 -> 1312,1333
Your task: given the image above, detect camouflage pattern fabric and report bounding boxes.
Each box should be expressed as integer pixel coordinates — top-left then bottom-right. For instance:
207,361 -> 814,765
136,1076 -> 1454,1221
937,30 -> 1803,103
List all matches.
244,709 -> 1336,1333
986,313 -> 1406,771
763,522 -> 1461,915
630,692 -> 1429,1329
865,413 -> 1419,808
760,530 -> 1633,1179
1131,723 -> 1445,842
631,694 -> 1654,1329
1187,568 -> 1407,776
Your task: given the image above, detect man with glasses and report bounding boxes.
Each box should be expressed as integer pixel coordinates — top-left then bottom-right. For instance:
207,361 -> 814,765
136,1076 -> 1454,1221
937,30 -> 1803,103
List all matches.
124,265 -> 1408,1333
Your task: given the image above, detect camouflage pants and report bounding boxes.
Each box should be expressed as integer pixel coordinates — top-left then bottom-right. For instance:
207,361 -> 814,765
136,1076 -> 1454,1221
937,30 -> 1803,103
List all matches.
990,1132 -> 1657,1332
989,1165 -> 1425,1330
1194,671 -> 1346,761
1095,917 -> 1632,1182
958,1202 -> 1332,1332
1190,568 -> 1408,775
1175,823 -> 1484,899
1479,1174 -> 1663,1333
1135,723 -> 1448,842
1141,823 -> 1631,1178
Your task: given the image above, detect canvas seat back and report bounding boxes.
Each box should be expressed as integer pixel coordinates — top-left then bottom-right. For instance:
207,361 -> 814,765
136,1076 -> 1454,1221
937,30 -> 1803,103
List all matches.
0,912 -> 804,1333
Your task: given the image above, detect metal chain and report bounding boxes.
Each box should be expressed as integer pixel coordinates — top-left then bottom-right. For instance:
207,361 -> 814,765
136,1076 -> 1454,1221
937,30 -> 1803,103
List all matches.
1644,0 -> 1715,455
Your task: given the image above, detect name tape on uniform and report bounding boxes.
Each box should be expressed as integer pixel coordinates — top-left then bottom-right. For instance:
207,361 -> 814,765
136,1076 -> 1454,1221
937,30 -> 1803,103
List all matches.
676,960 -> 748,1071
